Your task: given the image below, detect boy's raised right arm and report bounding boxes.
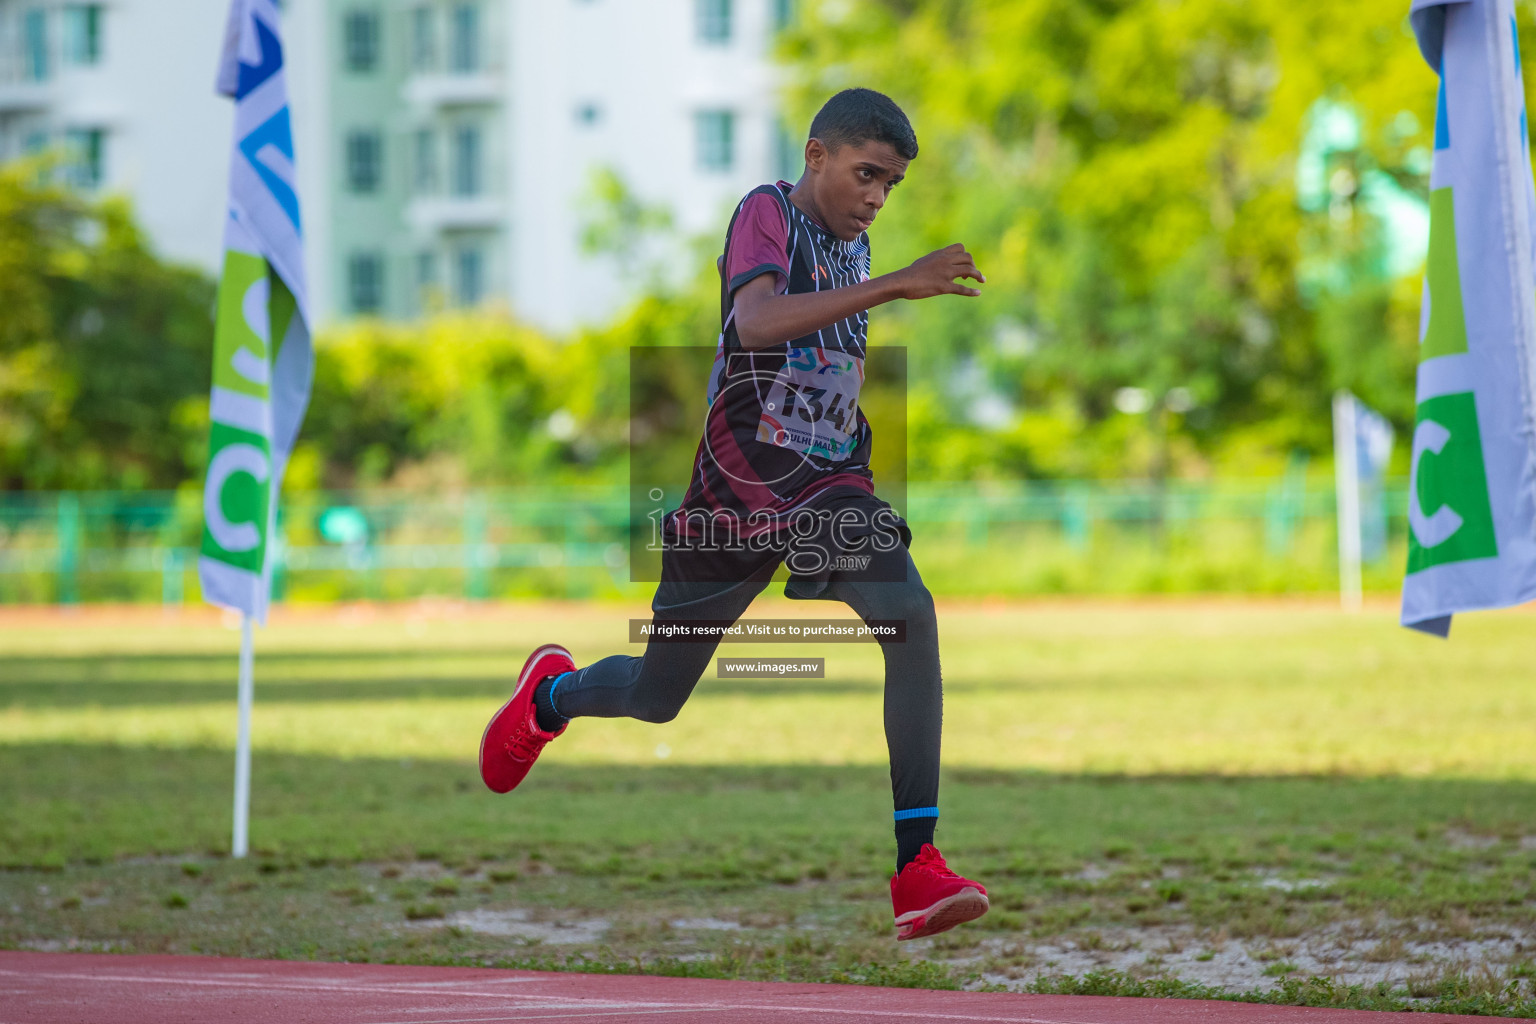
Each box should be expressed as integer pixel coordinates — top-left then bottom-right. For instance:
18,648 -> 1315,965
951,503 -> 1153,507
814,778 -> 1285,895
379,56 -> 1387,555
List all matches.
731,243 -> 986,353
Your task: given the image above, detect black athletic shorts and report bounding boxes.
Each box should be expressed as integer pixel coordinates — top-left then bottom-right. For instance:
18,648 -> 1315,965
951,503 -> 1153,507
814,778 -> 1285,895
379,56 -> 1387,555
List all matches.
651,485 -> 913,614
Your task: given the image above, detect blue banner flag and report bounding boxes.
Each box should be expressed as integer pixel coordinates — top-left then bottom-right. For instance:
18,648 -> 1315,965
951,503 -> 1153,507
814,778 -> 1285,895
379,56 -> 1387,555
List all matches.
199,0 -> 312,623
1402,0 -> 1536,636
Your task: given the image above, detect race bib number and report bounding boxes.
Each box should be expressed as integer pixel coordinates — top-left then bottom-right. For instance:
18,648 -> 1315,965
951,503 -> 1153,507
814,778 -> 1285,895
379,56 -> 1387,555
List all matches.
757,347 -> 864,461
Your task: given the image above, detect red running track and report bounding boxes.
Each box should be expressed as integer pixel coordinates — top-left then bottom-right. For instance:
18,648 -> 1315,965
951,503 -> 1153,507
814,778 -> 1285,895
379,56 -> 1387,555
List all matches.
0,951 -> 1524,1024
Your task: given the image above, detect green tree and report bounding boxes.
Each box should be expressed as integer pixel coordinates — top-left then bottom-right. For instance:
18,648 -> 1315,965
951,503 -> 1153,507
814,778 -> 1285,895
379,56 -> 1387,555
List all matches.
777,0 -> 1451,479
302,311 -> 651,491
0,160 -> 215,490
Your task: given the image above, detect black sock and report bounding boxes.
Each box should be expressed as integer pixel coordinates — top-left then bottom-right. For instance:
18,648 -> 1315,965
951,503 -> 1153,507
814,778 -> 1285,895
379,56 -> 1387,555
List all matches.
533,672 -> 571,733
895,818 -> 935,873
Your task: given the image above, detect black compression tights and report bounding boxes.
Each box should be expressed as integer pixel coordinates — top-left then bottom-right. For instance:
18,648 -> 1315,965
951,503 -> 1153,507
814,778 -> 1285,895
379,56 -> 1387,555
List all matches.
548,544 -> 943,824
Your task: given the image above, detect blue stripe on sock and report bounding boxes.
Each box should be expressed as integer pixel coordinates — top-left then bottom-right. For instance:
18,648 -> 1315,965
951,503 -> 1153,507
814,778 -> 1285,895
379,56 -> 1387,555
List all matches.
893,807 -> 939,821
547,671 -> 573,721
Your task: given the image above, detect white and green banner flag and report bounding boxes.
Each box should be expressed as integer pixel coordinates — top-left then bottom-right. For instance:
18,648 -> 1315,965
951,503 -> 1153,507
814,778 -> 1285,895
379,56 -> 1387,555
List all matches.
199,0 -> 312,623
1403,0 -> 1536,636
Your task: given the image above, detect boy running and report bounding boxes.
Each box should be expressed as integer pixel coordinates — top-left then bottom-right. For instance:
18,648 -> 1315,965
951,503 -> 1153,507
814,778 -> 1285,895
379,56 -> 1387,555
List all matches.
479,88 -> 989,941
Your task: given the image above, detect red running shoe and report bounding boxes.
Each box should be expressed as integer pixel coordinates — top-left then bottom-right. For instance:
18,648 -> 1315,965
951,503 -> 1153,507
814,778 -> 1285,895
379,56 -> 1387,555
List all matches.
890,844 -> 989,941
478,644 -> 574,794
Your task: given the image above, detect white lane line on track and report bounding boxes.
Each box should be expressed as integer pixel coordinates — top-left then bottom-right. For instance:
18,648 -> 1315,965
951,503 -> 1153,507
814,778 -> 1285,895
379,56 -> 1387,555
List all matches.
361,1012 -> 727,1023
370,979 -> 550,988
0,969 -> 1098,1024
577,1009 -> 1084,1024
0,970 -> 623,1006
358,1010 -> 1092,1024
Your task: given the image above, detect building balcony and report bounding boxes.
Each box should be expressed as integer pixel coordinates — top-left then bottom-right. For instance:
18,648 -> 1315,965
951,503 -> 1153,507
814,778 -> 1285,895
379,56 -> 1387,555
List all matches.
0,78 -> 51,112
402,72 -> 502,109
406,195 -> 504,232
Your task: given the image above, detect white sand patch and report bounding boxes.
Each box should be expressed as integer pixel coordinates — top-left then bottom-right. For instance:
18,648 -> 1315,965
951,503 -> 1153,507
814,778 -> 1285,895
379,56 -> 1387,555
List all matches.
408,908 -> 609,944
669,917 -> 744,931
930,920 -> 1536,995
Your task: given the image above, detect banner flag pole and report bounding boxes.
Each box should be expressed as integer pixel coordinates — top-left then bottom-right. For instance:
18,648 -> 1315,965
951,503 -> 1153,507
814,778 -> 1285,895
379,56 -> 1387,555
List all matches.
200,0 -> 312,858
233,613 -> 255,858
1333,391 -> 1363,612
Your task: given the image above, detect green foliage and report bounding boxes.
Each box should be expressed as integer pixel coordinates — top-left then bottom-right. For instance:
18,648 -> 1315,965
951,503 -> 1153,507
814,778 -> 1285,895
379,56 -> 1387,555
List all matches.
0,160 -> 215,490
20,1 -> 1536,490
775,0 -> 1458,477
306,314 -> 576,489
300,298 -> 708,491
0,160 -> 722,494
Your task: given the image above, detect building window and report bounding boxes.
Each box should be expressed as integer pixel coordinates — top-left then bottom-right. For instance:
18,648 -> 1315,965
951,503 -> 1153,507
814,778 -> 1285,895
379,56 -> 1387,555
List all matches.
455,245 -> 483,306
348,252 -> 384,314
62,5 -> 102,66
24,8 -> 49,81
410,6 -> 435,71
695,110 -> 734,172
412,128 -> 437,194
696,0 -> 731,44
450,124 -> 480,196
772,0 -> 794,31
575,102 -> 602,127
449,4 -> 479,73
345,130 -> 382,193
64,128 -> 104,188
343,9 -> 380,72
416,250 -> 437,289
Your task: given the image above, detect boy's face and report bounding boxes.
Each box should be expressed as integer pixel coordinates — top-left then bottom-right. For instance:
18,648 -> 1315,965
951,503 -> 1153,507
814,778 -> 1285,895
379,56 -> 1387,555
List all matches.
802,138 -> 909,242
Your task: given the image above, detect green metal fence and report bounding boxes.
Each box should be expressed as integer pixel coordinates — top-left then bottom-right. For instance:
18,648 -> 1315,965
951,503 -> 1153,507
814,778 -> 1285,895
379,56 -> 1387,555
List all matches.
0,479 -> 1411,604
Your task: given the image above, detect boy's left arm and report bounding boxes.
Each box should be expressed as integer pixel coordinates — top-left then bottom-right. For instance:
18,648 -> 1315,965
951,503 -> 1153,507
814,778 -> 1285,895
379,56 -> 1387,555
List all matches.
732,244 -> 984,352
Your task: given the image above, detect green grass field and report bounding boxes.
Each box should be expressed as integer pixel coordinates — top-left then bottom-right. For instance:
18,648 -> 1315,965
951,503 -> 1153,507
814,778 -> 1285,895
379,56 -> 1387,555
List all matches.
3,597 -> 1535,1015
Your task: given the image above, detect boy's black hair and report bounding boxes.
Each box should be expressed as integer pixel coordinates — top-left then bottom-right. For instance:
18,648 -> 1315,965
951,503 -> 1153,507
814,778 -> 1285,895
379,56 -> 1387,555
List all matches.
807,88 -> 918,161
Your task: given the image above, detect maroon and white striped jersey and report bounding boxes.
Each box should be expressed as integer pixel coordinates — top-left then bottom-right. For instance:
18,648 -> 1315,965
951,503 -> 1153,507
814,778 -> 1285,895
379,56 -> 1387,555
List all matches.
653,181 -> 909,610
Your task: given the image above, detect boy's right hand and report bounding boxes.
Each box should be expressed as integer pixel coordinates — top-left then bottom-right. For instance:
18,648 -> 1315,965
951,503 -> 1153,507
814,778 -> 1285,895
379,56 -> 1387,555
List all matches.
894,243 -> 986,299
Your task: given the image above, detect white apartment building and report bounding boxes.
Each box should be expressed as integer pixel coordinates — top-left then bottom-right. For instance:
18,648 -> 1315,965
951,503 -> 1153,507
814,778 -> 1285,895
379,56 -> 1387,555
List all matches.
0,0 -> 798,333
0,0 -> 234,271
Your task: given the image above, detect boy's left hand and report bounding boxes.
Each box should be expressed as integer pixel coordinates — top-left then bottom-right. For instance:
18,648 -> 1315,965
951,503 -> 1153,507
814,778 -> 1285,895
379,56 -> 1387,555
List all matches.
891,243 -> 986,300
